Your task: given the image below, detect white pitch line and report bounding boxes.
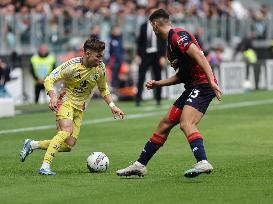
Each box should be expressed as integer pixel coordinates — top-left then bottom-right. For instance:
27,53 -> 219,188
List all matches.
141,98 -> 273,111
0,112 -> 165,135
0,98 -> 273,135
208,98 -> 273,110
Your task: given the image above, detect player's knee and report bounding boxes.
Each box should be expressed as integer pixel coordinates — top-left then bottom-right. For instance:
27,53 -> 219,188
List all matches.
179,121 -> 193,132
59,122 -> 73,134
60,127 -> 73,135
156,117 -> 176,137
65,137 -> 77,147
161,116 -> 176,128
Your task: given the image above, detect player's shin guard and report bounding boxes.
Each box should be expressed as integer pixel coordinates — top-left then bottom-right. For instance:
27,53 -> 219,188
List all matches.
42,131 -> 71,165
38,140 -> 71,152
187,132 -> 207,162
137,133 -> 167,165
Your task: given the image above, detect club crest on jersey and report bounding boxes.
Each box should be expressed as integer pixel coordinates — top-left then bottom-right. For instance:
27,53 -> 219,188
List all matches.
80,80 -> 88,88
92,73 -> 100,81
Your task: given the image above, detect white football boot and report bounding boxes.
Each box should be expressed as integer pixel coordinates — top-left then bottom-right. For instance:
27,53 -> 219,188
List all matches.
20,139 -> 33,162
38,168 -> 56,176
184,160 -> 213,178
116,161 -> 147,177
39,162 -> 56,176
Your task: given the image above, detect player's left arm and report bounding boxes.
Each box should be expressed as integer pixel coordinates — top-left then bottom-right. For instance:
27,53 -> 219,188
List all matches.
103,94 -> 125,119
97,64 -> 125,119
186,44 -> 222,101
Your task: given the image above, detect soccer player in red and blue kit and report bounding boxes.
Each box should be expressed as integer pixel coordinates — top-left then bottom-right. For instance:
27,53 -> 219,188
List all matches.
117,9 -> 222,178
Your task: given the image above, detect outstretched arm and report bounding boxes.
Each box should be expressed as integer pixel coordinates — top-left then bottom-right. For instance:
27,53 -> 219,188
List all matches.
145,74 -> 181,90
103,94 -> 125,119
186,44 -> 222,101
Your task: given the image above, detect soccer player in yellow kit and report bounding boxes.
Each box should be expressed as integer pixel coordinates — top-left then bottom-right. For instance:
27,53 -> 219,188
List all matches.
20,38 -> 125,175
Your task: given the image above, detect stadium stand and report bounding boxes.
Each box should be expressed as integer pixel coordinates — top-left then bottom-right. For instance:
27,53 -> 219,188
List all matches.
0,0 -> 272,104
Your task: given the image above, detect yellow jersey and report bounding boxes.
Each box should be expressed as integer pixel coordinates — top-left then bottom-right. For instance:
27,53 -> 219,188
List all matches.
44,57 -> 110,111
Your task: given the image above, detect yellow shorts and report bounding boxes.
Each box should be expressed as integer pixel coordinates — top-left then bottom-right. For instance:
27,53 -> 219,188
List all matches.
56,101 -> 83,138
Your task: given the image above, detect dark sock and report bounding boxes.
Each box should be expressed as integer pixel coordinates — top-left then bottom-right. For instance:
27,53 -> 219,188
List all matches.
190,138 -> 207,162
137,140 -> 161,165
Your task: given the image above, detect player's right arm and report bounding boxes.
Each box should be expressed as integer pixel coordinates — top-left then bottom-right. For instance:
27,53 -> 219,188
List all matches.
173,30 -> 222,101
47,90 -> 58,112
44,61 -> 71,111
146,74 -> 181,90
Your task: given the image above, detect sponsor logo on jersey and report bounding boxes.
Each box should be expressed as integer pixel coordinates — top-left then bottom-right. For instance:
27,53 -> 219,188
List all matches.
177,37 -> 184,46
73,71 -> 81,79
177,31 -> 191,46
177,35 -> 189,46
92,73 -> 100,81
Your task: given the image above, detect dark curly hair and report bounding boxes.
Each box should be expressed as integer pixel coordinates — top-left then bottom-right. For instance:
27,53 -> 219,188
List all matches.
149,9 -> 169,22
83,37 -> 105,52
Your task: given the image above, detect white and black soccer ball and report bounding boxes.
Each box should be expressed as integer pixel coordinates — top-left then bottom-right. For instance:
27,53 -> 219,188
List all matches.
86,152 -> 109,173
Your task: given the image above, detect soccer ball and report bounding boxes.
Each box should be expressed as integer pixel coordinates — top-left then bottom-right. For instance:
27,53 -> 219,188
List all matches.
86,152 -> 109,173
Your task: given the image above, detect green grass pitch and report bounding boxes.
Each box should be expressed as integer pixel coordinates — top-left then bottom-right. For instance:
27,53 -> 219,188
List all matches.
0,90 -> 273,204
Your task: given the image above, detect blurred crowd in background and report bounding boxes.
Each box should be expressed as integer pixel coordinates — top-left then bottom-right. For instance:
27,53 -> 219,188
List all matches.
0,0 -> 273,103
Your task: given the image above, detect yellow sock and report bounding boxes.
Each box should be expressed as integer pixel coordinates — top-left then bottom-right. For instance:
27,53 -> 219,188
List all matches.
38,140 -> 51,150
59,142 -> 72,152
42,131 -> 70,165
38,140 -> 71,152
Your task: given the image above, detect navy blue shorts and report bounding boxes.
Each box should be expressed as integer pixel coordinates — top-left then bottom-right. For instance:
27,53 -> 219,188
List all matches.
173,84 -> 216,114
